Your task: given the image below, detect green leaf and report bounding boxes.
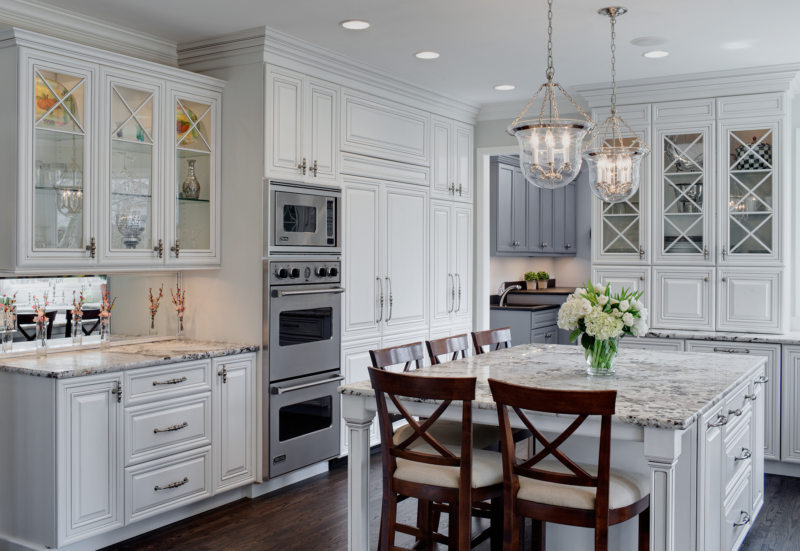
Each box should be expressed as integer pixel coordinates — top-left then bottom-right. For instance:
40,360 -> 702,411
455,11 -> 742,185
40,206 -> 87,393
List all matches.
569,329 -> 581,342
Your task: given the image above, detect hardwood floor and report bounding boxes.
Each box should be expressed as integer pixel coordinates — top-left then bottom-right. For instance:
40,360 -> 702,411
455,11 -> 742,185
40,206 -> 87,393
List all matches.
104,456 -> 799,551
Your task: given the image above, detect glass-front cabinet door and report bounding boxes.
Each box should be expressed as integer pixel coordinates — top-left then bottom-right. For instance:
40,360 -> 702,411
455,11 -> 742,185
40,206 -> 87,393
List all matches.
100,74 -> 162,264
653,123 -> 714,264
591,123 -> 651,264
719,120 -> 780,265
168,87 -> 219,265
28,59 -> 95,265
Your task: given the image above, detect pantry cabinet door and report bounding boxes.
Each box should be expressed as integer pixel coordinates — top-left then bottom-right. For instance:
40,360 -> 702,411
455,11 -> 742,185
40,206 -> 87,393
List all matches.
305,78 -> 338,185
266,66 -> 304,179
652,267 -> 714,331
430,201 -> 453,327
431,116 -> 453,199
782,347 -> 800,463
453,205 -> 473,323
453,121 -> 473,202
213,355 -> 256,492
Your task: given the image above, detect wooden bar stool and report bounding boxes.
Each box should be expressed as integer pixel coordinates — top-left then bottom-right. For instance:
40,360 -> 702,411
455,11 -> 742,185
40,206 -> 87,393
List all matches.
426,334 -> 470,364
65,308 -> 101,338
471,328 -> 512,355
369,367 -> 503,551
370,342 -> 426,372
488,379 -> 650,551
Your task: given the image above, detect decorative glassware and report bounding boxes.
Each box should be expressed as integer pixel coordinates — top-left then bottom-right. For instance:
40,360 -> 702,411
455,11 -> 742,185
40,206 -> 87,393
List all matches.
149,314 -> 158,336
585,337 -> 618,376
176,315 -> 184,339
72,314 -> 83,346
1,318 -> 15,353
115,212 -> 147,249
181,159 -> 201,199
35,319 -> 48,357
100,317 -> 111,348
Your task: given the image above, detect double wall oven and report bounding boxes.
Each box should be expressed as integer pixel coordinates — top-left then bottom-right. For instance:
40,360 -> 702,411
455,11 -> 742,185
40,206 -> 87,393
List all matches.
264,181 -> 343,479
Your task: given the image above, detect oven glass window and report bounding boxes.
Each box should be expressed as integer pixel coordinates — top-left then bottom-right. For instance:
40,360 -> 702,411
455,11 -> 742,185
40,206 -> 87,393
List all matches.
279,395 -> 332,441
283,204 -> 317,233
279,307 -> 333,346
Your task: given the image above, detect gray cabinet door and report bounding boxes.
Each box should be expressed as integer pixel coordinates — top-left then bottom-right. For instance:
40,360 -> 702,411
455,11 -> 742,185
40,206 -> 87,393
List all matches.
553,183 -> 577,254
537,188 -> 554,254
489,309 -> 532,346
531,324 -> 559,344
492,159 -> 528,254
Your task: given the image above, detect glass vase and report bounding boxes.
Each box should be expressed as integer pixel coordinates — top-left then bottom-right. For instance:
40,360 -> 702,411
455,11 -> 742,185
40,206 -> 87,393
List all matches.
149,314 -> 158,336
176,316 -> 184,339
35,319 -> 48,357
72,314 -> 83,346
585,338 -> 618,376
100,317 -> 111,348
1,317 -> 15,353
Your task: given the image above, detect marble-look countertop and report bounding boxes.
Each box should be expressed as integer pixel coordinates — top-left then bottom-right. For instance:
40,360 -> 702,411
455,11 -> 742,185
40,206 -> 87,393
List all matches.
645,329 -> 800,346
0,339 -> 259,378
340,344 -> 765,430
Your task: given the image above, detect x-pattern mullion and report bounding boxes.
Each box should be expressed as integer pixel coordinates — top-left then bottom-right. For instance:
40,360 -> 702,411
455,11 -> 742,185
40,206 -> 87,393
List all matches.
729,214 -> 773,253
112,86 -> 154,143
602,217 -> 638,253
35,69 -> 85,133
176,100 -> 212,150
730,131 -> 773,170
664,174 -> 704,213
602,198 -> 639,216
729,172 -> 772,213
663,134 -> 703,173
663,215 -> 703,253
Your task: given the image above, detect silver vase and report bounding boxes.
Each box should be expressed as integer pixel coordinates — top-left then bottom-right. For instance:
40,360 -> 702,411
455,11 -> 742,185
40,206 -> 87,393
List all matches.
181,159 -> 201,199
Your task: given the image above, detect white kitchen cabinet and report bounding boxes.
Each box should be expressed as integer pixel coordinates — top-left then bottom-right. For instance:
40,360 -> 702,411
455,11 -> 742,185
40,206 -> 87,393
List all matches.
651,267 -> 715,331
620,337 -> 684,352
781,346 -> 800,463
687,341 -> 780,461
591,266 -> 650,323
212,355 -> 256,493
430,200 -> 472,330
716,268 -> 781,332
697,400 -> 725,551
57,374 -> 124,544
266,66 -> 339,186
0,29 -> 224,273
453,205 -> 472,323
430,116 -> 473,202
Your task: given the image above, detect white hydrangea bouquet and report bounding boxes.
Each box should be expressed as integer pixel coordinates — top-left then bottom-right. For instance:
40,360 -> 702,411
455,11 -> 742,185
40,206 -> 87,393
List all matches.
557,281 -> 649,375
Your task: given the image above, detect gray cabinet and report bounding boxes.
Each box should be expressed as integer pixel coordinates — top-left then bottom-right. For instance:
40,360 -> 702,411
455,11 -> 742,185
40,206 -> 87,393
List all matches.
490,307 -> 566,346
491,156 -> 576,257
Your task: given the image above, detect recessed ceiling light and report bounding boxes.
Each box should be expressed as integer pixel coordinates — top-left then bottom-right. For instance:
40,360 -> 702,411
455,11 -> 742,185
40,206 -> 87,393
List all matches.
494,84 -> 516,91
630,36 -> 667,47
643,50 -> 669,59
340,20 -> 370,30
415,51 -> 440,60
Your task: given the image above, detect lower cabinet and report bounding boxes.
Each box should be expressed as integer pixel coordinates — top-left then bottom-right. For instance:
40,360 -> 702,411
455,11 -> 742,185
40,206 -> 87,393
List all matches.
592,266 -> 651,325
621,337 -> 684,352
651,267 -> 715,331
717,268 -> 781,333
781,346 -> 800,463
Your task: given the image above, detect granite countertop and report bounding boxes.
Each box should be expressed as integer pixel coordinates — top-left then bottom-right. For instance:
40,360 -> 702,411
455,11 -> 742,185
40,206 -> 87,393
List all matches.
339,343 -> 766,430
645,329 -> 800,346
490,304 -> 560,312
0,339 -> 259,378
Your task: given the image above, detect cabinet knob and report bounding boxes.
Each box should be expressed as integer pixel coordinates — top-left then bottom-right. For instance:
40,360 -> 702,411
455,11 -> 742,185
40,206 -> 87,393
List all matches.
153,239 -> 164,258
638,246 -> 645,259
721,276 -> 727,282
541,242 -> 548,248
85,237 -> 96,258
311,160 -> 318,177
458,184 -> 463,196
545,333 -> 552,339
512,241 -> 520,247
170,240 -> 181,258
449,183 -> 455,194
565,244 -> 572,249
219,366 -> 228,383
297,157 -> 307,175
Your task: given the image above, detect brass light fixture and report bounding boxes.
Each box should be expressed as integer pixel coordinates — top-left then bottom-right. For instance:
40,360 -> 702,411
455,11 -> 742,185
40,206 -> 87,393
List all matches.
507,0 -> 595,189
583,7 -> 650,203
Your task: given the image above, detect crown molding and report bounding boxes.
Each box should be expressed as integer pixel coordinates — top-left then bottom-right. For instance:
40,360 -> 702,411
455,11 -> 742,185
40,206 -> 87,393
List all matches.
575,63 -> 800,108
178,26 -> 481,124
0,0 -> 178,66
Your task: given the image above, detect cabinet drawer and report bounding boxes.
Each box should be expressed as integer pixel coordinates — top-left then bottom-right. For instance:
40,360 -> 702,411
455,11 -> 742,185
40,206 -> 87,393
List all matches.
723,414 -> 752,493
126,447 -> 212,524
125,360 -> 211,405
725,383 -> 752,434
531,324 -> 558,345
621,338 -> 684,352
723,472 -> 753,551
125,393 -> 211,466
532,308 -> 558,328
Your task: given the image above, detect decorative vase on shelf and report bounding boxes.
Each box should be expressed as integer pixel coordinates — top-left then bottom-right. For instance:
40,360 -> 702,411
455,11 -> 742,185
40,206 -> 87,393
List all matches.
71,314 -> 83,346
149,314 -> 158,336
35,319 -> 48,357
176,315 -> 185,340
181,159 -> 201,199
100,318 -> 110,348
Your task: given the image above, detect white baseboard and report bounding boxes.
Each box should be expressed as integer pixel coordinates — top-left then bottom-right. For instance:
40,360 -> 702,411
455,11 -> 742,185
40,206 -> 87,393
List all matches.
765,459 -> 800,477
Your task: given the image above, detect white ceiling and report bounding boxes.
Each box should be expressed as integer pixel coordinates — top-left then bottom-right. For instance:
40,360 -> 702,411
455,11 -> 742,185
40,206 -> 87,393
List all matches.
34,0 -> 800,109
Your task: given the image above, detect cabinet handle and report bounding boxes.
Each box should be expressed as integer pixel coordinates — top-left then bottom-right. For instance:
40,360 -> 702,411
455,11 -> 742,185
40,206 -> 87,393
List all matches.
728,408 -> 743,417
512,241 -> 520,247
152,376 -> 188,386
541,242 -> 548,248
638,246 -> 645,259
722,248 -> 728,260
218,366 -> 227,383
112,381 -> 122,403
376,277 -> 384,323
754,375 -> 769,385
708,414 -> 728,428
456,273 -> 462,313
170,240 -> 180,258
458,184 -> 463,196
85,237 -> 96,258
154,477 -> 189,492
712,347 -> 750,354
703,247 -> 709,259
448,274 -> 455,313
311,159 -> 318,177
297,157 -> 307,175
745,393 -> 757,401
153,239 -> 164,258
734,448 -> 752,462
448,183 -> 455,195
565,244 -> 572,249
733,511 -> 751,527
154,421 -> 188,434
545,333 -> 552,339
385,276 -> 393,321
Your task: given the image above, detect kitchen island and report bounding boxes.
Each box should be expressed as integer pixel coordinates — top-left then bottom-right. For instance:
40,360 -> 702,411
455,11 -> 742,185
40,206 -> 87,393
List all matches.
341,344 -> 767,551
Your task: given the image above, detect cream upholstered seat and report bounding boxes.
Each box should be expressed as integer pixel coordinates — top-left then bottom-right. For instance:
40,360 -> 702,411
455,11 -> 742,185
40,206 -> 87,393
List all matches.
517,460 -> 650,510
394,444 -> 504,489
393,421 -> 503,450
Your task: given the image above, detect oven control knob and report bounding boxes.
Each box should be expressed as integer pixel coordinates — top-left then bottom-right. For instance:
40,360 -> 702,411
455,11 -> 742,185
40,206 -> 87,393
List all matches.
328,267 -> 339,277
276,268 -> 289,279
316,267 -> 329,277
289,268 -> 301,279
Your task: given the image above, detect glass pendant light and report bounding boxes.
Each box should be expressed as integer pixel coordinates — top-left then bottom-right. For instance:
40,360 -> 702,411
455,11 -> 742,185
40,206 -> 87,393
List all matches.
507,0 -> 595,190
583,7 -> 650,203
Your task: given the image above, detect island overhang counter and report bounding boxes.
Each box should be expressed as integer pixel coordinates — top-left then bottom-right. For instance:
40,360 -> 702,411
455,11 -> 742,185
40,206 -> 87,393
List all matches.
340,343 -> 767,551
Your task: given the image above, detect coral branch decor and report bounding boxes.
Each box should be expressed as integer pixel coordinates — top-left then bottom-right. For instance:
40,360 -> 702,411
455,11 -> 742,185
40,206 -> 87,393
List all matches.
31,294 -> 49,356
171,287 -> 186,338
99,289 -> 116,347
71,290 -> 86,345
148,285 -> 164,336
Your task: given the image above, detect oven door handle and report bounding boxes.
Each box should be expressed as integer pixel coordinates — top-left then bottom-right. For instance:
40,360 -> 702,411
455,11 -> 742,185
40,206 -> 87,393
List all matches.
272,288 -> 345,297
271,376 -> 345,395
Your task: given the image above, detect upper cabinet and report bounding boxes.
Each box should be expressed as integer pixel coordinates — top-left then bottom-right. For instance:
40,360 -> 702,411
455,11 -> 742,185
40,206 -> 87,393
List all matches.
431,115 -> 473,202
266,65 -> 339,186
0,31 -> 224,273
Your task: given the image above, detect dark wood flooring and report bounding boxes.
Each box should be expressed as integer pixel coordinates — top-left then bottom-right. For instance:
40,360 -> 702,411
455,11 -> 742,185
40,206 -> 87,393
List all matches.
104,455 -> 800,551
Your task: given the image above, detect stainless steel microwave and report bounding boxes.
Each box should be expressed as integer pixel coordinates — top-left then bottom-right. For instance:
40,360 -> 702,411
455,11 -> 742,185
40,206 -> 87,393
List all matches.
268,181 -> 341,254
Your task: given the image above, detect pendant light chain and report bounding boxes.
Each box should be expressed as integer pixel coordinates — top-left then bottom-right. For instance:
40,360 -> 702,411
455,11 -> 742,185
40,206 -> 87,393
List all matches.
609,8 -> 617,115
545,0 -> 555,82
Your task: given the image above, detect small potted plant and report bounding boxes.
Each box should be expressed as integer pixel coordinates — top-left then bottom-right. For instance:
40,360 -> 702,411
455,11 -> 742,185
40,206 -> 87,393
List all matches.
523,271 -> 537,289
536,271 -> 550,289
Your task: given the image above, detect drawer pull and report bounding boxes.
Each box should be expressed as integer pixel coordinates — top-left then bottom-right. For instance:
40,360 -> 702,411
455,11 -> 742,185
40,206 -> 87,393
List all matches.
733,511 -> 751,527
154,477 -> 189,492
708,414 -> 728,428
152,376 -> 188,386
712,347 -> 750,354
153,421 -> 189,434
728,408 -> 743,417
734,448 -> 752,462
745,393 -> 757,401
754,375 -> 769,385
545,333 -> 552,339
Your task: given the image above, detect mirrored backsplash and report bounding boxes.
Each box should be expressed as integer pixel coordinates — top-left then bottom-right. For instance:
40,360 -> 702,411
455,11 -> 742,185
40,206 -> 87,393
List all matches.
0,275 -> 107,310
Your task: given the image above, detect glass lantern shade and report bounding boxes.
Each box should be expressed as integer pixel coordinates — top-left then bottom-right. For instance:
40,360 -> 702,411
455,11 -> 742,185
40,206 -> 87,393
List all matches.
583,147 -> 646,203
509,119 -> 592,189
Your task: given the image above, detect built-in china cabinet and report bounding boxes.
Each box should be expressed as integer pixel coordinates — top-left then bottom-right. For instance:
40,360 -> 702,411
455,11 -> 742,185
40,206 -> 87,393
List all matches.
0,28 -> 224,273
